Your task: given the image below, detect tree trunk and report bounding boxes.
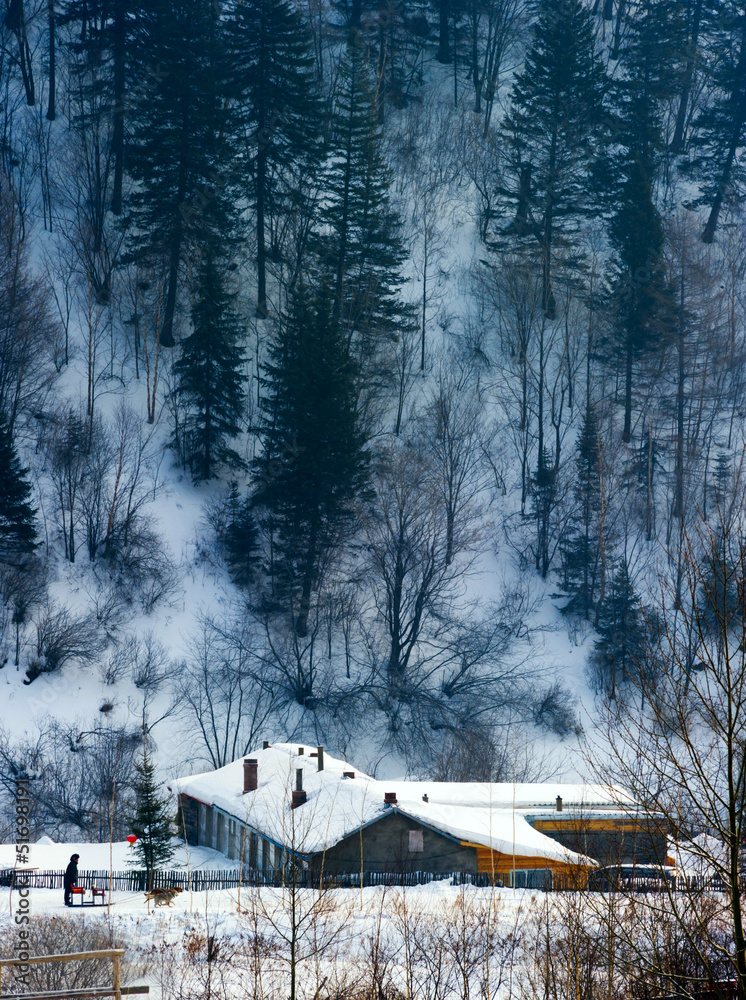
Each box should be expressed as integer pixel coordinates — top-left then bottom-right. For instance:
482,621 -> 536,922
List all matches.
622,335 -> 633,442
670,0 -> 703,154
46,0 -> 55,120
702,19 -> 746,243
437,0 -> 451,63
256,145 -> 268,318
111,0 -> 126,216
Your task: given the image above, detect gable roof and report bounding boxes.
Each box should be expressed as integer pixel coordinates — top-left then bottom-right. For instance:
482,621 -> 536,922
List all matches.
173,743 -> 636,866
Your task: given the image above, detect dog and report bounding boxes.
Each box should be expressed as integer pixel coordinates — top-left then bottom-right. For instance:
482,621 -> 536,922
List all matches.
144,886 -> 183,907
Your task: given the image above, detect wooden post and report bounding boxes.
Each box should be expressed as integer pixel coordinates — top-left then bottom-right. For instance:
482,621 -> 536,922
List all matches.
112,954 -> 121,1000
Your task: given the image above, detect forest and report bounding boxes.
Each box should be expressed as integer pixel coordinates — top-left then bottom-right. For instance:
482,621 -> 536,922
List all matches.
0,0 -> 745,852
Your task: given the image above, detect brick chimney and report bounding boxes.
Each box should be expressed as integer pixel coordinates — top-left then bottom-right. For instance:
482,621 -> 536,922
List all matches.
244,758 -> 258,793
292,767 -> 307,808
384,791 -> 397,806
556,795 -> 563,812
343,771 -> 355,779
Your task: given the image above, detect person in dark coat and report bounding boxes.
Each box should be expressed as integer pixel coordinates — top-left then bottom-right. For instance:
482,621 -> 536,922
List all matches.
63,854 -> 79,906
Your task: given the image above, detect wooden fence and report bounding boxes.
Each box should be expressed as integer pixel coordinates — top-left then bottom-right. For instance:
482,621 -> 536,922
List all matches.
5,868 -> 497,892
6,868 -> 724,893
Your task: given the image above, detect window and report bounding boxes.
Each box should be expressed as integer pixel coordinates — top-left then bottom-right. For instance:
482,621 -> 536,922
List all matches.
511,869 -> 552,890
249,831 -> 258,868
408,830 -> 424,853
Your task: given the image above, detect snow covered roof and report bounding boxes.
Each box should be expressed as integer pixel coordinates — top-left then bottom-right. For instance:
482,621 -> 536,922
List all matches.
173,744 -> 637,867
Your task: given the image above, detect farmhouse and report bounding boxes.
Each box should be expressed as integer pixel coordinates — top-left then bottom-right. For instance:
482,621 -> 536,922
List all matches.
173,743 -> 668,887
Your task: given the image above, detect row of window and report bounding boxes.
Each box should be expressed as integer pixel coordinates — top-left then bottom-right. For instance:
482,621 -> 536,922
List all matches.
198,802 -> 284,869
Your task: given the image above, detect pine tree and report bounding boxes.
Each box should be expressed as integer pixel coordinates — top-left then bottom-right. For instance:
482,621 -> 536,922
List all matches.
611,0 -> 687,184
253,281 -> 369,642
228,0 -> 322,317
171,252 -> 246,482
222,482 -> 260,588
124,0 -> 239,346
592,558 -> 645,697
0,418 -> 38,565
605,157 -> 673,442
495,0 -> 608,314
685,4 -> 746,242
560,402 -> 602,621
129,747 -> 175,890
528,448 -> 556,579
319,44 -> 412,355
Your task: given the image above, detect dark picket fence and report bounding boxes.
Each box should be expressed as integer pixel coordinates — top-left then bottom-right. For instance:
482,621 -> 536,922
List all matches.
9,868 -> 726,894
6,868 -> 497,892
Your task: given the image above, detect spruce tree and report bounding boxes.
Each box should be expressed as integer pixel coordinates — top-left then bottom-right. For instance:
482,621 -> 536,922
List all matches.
253,281 -> 369,643
222,482 -> 260,588
319,44 -> 411,355
685,4 -> 746,242
560,402 -> 602,621
611,0 -> 687,184
171,252 -> 246,482
0,419 -> 38,565
228,0 -> 322,318
528,448 -> 556,579
592,558 -> 645,697
129,747 -> 175,890
605,158 -> 673,442
496,0 -> 608,314
125,0 -> 239,346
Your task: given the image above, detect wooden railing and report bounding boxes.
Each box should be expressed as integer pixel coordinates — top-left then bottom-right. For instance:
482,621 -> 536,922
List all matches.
0,949 -> 149,1000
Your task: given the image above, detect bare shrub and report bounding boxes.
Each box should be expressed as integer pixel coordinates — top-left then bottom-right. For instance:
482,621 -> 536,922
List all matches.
532,682 -> 581,737
26,601 -> 105,682
110,631 -> 175,693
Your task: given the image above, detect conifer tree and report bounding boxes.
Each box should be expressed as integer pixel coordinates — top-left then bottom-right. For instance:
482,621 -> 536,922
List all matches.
561,402 -> 602,621
253,281 -> 369,641
125,0 -> 238,346
129,747 -> 175,890
496,0 -> 608,315
592,558 -> 645,697
0,419 -> 38,565
320,44 -> 411,355
171,252 -> 246,482
228,0 -> 322,318
611,0 -> 687,184
606,158 -> 673,442
222,482 -> 260,588
685,4 -> 746,242
528,448 -> 556,579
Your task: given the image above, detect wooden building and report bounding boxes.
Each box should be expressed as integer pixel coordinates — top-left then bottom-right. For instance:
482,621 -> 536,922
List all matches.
172,743 -> 667,887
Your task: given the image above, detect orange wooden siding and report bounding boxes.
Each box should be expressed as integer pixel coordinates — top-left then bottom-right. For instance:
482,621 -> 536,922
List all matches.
460,842 -> 589,885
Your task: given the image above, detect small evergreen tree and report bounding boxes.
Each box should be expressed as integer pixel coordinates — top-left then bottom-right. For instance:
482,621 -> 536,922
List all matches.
0,419 -> 38,565
560,402 -> 602,621
222,482 -> 260,588
528,448 -> 557,579
591,558 -> 646,698
171,252 -> 246,482
129,747 -> 175,890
